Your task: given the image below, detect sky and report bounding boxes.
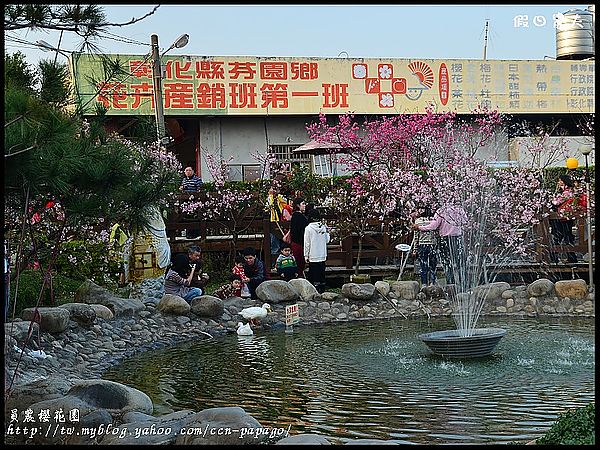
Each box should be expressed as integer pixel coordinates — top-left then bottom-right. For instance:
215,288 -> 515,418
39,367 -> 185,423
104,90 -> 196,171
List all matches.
5,4 -> 593,65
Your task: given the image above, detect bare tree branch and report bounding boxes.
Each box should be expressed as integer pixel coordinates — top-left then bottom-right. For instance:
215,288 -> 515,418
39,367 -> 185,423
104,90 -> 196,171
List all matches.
101,5 -> 161,27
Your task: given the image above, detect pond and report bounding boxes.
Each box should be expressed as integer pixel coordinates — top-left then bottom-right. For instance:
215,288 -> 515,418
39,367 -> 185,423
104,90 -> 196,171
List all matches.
102,316 -> 595,444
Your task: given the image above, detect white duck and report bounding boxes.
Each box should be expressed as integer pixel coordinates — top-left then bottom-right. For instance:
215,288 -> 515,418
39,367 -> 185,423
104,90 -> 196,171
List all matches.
240,303 -> 271,327
236,321 -> 254,336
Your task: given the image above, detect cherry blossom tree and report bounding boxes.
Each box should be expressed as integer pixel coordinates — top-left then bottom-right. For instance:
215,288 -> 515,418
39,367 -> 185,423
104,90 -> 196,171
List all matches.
176,150 -> 285,263
308,106 -> 552,287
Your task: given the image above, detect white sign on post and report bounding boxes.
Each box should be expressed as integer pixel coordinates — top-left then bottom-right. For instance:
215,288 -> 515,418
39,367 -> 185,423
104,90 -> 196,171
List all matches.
285,304 -> 300,327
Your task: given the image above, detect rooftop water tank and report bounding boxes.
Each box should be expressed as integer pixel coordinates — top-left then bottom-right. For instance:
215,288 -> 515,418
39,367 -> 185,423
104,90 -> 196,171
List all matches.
555,8 -> 595,60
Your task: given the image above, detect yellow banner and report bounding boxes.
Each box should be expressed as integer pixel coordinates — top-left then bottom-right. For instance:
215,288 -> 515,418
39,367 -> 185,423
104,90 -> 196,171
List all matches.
71,54 -> 595,115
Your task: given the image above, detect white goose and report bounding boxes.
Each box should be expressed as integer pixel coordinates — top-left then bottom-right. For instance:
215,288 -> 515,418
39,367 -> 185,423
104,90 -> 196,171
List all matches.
240,303 -> 271,327
236,321 -> 254,336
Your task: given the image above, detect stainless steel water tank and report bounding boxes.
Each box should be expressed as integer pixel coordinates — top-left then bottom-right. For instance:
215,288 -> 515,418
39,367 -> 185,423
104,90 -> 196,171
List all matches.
556,8 -> 595,60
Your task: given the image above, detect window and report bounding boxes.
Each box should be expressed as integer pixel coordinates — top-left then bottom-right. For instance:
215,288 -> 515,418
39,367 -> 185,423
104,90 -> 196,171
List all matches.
243,165 -> 261,181
313,154 -> 332,177
268,144 -> 310,171
227,165 -> 261,182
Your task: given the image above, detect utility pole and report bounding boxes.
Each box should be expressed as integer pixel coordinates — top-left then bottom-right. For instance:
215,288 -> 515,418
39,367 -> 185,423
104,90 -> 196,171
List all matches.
151,34 -> 166,146
483,19 -> 489,60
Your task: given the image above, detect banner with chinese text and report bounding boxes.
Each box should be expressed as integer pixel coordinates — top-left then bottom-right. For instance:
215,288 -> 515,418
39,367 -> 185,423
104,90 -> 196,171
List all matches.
71,54 -> 595,115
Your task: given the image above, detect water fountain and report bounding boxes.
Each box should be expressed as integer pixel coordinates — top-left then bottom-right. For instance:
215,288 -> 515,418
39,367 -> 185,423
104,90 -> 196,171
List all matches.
416,152 -> 545,358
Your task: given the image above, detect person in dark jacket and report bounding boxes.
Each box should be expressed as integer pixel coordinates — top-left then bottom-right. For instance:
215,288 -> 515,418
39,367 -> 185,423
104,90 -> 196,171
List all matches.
290,197 -> 309,277
242,247 -> 266,300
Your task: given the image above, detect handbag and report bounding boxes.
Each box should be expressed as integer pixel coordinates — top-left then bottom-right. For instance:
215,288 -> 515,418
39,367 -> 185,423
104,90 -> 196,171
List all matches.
241,284 -> 251,298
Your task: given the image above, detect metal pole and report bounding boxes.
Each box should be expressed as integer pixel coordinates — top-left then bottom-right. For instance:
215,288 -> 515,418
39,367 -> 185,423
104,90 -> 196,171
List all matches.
151,34 -> 166,146
584,153 -> 594,290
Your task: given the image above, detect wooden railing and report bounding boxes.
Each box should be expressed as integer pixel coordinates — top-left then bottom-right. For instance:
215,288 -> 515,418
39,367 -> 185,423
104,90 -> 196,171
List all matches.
166,195 -> 594,271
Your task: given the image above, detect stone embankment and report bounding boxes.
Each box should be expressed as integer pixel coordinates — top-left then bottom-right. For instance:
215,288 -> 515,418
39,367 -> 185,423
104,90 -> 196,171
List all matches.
4,276 -> 594,445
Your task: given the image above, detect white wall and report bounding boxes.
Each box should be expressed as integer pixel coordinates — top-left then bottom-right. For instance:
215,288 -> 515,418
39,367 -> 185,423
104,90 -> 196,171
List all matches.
196,116 -> 593,180
509,136 -> 595,168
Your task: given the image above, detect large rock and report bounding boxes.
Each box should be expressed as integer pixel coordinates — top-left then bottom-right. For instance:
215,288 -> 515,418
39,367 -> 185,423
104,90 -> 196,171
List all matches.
57,302 -> 97,326
421,285 -> 445,299
374,281 -> 391,297
65,379 -> 153,414
157,294 -> 191,315
320,292 -> 342,302
256,280 -> 300,304
190,295 -> 224,317
527,278 -> 555,297
4,375 -> 74,421
4,321 -> 40,344
89,304 -> 114,320
21,307 -> 70,333
390,281 -> 420,300
472,282 -> 511,303
24,379 -> 153,444
74,279 -> 144,317
276,433 -> 332,445
554,279 -> 588,299
100,410 -> 195,445
289,278 -> 319,301
342,283 -> 376,301
175,406 -> 266,445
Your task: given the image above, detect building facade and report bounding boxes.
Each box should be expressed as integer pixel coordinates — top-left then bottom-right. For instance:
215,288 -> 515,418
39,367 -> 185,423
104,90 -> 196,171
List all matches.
70,54 -> 595,180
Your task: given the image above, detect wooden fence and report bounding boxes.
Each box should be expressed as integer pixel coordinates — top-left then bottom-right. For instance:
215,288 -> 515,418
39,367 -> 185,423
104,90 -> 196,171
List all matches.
166,194 -> 594,277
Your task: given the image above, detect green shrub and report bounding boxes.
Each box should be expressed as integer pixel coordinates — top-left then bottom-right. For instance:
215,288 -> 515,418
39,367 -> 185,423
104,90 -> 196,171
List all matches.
536,402 -> 595,445
54,239 -> 122,287
8,269 -> 83,317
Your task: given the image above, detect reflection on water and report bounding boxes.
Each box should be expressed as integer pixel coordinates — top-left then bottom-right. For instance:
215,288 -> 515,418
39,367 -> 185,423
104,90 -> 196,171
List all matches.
102,316 -> 595,444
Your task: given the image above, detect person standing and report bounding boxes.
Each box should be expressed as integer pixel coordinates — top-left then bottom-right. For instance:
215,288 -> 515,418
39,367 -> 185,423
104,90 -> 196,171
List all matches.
179,166 -> 203,238
413,204 -> 466,286
290,197 -> 309,277
304,208 -> 330,293
179,166 -> 202,193
275,244 -> 299,282
550,174 -> 578,263
413,206 -> 438,287
265,186 -> 292,263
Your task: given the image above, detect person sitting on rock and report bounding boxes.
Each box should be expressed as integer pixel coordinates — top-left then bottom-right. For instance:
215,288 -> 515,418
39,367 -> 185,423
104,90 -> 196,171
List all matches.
164,253 -> 203,303
212,274 -> 243,300
242,247 -> 266,300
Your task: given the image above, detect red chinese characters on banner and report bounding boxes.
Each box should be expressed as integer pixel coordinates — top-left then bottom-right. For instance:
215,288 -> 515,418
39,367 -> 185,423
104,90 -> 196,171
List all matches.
163,82 -> 195,109
197,83 -> 226,108
260,62 -> 287,80
130,82 -> 154,109
97,82 -> 129,109
322,84 -> 349,108
229,83 -> 258,108
260,83 -> 288,108
229,62 -> 257,80
164,61 -> 194,79
95,59 -> 329,111
129,60 -> 152,78
196,61 -> 225,79
439,63 -> 449,105
291,62 -> 318,80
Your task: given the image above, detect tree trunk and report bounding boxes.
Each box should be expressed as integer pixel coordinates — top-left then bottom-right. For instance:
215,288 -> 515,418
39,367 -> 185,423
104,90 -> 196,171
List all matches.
355,235 -> 363,276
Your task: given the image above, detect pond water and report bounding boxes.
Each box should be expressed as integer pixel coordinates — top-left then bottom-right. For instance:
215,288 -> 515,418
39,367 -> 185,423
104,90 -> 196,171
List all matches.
102,317 -> 595,444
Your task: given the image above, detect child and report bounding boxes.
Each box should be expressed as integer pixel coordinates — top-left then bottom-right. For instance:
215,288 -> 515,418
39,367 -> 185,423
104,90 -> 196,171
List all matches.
213,274 -> 243,300
276,245 -> 298,282
232,254 -> 251,298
